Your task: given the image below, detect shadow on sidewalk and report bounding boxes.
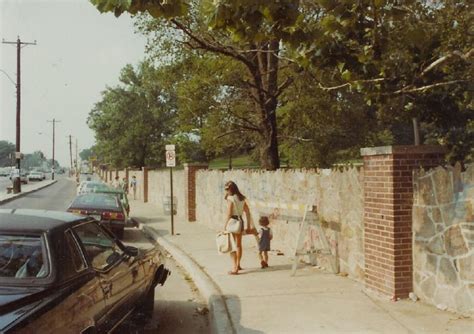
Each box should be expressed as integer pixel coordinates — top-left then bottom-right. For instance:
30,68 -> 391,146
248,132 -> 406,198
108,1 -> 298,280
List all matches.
220,294 -> 264,334
237,264 -> 292,274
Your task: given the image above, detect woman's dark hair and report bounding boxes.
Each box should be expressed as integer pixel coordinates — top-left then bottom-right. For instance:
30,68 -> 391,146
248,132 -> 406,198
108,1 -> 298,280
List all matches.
224,181 -> 246,201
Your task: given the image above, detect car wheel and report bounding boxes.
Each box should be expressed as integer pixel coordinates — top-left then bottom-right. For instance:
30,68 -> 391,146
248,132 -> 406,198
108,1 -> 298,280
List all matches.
115,228 -> 124,240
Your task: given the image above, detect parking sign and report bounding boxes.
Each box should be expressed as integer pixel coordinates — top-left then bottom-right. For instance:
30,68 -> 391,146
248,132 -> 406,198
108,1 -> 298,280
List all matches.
166,150 -> 176,167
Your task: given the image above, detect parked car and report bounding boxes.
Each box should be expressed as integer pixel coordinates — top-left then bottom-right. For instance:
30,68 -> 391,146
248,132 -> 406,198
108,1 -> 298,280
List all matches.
27,171 -> 45,181
0,168 -> 10,177
67,193 -> 128,239
10,170 -> 28,184
94,186 -> 131,215
77,181 -> 109,195
0,209 -> 169,333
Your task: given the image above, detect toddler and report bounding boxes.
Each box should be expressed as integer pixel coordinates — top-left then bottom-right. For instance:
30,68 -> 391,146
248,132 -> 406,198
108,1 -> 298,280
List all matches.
258,216 -> 273,268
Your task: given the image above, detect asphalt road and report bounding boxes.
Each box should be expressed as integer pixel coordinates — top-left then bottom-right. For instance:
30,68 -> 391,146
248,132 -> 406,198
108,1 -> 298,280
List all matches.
0,175 -> 209,333
0,176 -> 76,210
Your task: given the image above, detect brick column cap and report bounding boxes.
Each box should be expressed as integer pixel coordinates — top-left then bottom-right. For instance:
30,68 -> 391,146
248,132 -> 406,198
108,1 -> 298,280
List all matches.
361,145 -> 446,157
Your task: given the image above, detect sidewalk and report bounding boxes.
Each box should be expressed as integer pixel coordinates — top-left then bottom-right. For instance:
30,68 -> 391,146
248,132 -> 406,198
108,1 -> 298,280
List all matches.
0,180 -> 57,205
130,200 -> 473,334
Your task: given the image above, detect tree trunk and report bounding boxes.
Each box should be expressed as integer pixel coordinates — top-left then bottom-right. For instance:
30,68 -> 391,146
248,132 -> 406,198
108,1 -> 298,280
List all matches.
251,40 -> 281,170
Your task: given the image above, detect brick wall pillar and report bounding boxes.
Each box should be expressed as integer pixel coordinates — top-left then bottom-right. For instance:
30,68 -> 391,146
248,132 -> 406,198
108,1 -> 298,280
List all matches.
361,145 -> 445,299
125,168 -> 129,189
142,167 -> 149,203
184,163 -> 208,222
105,170 -> 108,183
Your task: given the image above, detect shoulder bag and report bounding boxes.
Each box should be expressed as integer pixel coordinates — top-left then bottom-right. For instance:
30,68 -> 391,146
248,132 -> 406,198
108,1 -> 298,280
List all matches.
216,232 -> 231,253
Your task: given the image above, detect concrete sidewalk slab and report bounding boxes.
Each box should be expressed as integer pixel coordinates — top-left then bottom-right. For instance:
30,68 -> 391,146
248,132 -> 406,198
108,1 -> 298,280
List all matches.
130,200 -> 473,334
0,180 -> 57,205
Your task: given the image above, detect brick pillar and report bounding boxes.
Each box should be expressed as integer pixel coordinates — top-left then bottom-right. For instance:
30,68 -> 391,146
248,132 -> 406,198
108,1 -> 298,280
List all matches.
143,167 -> 149,203
105,170 -> 108,183
361,145 -> 445,299
184,163 -> 208,222
125,168 -> 129,188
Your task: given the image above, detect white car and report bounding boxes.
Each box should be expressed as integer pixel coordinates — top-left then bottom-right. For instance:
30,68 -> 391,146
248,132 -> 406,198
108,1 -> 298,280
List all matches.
28,171 -> 45,181
10,171 -> 28,184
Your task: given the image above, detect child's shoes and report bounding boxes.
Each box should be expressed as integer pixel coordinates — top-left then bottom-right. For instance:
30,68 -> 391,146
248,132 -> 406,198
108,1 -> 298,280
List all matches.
261,260 -> 267,269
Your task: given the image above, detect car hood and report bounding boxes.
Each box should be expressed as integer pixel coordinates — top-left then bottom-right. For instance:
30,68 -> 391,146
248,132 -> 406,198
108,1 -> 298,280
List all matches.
0,286 -> 47,331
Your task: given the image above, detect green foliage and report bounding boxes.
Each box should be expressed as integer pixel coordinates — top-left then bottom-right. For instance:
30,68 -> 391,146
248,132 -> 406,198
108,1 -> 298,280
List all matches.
88,61 -> 177,168
90,0 -> 473,167
292,0 -> 473,160
209,154 -> 259,170
79,147 -> 95,161
22,151 -> 54,170
0,141 -> 15,167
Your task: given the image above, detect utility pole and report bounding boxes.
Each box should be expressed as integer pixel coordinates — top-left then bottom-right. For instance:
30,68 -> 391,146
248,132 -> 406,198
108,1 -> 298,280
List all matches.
69,135 -> 73,176
2,36 -> 37,193
47,119 -> 60,180
75,138 -> 79,182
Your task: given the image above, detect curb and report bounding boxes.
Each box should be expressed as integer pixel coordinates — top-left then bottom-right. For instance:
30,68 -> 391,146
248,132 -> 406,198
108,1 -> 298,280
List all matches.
139,222 -> 234,334
0,180 -> 58,205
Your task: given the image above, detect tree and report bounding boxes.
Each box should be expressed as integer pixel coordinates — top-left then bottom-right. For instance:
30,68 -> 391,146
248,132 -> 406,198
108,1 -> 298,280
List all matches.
292,0 -> 473,161
0,141 -> 15,167
79,148 -> 95,161
91,0 -> 303,170
22,151 -> 50,170
88,62 -> 177,168
91,0 -> 473,166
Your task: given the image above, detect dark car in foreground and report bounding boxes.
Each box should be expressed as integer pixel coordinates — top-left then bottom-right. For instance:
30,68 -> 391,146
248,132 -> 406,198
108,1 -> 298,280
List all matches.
0,209 -> 169,333
67,193 -> 128,239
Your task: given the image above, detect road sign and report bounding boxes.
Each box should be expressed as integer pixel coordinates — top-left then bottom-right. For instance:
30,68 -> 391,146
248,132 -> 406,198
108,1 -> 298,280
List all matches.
165,144 -> 175,151
166,150 -> 176,167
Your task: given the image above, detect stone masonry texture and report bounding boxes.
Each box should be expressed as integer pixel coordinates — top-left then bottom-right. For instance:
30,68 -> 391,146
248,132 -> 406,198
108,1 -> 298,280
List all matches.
147,169 -> 186,221
195,168 -> 365,282
413,163 -> 474,315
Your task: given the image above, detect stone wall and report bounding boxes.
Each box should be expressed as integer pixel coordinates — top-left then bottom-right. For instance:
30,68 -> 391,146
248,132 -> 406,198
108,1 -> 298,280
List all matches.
128,169 -> 144,201
413,163 -> 474,314
195,168 -> 365,281
148,169 -> 185,220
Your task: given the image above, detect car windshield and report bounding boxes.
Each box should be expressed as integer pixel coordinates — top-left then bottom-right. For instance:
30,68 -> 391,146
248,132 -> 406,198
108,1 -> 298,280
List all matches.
0,235 -> 48,280
72,193 -> 121,210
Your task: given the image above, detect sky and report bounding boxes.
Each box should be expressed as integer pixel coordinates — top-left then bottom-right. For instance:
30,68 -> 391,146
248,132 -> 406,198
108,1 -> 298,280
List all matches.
0,0 -> 147,167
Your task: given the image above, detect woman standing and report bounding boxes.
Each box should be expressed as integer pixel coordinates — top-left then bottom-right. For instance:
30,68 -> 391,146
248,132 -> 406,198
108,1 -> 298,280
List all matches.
224,181 -> 251,275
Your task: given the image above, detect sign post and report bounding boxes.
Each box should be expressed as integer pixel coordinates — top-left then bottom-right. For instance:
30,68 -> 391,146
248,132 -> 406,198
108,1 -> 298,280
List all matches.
165,145 -> 176,235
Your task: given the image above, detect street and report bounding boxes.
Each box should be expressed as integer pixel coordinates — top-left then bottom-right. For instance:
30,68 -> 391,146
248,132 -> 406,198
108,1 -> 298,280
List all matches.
0,177 -> 209,333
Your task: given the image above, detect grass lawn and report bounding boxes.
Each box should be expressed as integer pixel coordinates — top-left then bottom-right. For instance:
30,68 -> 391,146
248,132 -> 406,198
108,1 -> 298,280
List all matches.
209,155 -> 260,169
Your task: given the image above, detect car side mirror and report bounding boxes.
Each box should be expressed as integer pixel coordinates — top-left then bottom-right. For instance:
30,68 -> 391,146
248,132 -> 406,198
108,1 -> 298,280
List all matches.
124,245 -> 139,257
106,251 -> 122,265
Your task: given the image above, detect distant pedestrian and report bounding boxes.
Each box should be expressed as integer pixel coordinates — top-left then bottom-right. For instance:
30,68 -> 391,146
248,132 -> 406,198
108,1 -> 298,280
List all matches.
112,176 -> 120,189
130,175 -> 137,199
224,181 -> 251,275
122,177 -> 128,193
258,216 -> 272,268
